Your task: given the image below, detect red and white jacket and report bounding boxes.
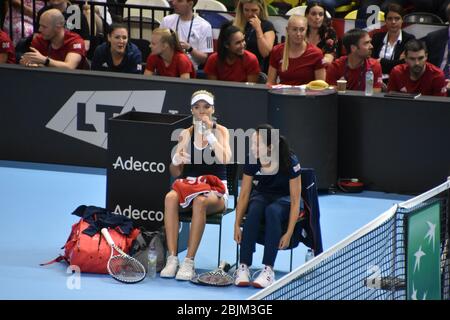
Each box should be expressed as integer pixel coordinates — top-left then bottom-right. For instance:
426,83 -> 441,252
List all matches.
172,175 -> 226,208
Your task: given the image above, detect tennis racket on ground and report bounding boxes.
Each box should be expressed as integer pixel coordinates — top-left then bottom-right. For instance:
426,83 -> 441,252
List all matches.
191,261 -> 233,287
101,228 -> 146,284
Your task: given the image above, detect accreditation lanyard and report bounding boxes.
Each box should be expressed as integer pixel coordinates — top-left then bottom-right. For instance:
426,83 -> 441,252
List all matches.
382,40 -> 400,61
176,16 -> 194,44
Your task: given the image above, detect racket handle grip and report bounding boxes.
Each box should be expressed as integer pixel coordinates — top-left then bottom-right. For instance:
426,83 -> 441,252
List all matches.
101,228 -> 115,246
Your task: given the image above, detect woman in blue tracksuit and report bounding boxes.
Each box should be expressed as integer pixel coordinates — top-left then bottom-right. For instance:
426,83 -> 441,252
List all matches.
91,23 -> 142,74
234,124 -> 302,288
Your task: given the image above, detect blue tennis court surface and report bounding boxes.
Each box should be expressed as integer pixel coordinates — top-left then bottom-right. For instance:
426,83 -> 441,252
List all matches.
0,161 -> 411,300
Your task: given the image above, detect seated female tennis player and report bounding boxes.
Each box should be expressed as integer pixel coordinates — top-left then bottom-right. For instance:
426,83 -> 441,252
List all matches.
160,90 -> 232,281
234,124 -> 302,288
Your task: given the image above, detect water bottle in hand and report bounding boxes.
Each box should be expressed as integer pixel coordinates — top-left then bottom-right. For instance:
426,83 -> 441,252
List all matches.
365,69 -> 374,96
147,245 -> 157,279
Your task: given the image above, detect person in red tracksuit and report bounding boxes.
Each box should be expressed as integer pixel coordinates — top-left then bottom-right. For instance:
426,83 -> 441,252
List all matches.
387,39 -> 448,97
20,9 -> 87,70
0,30 -> 16,64
204,21 -> 261,83
267,14 -> 326,86
160,90 -> 232,281
326,28 -> 383,92
145,28 -> 196,79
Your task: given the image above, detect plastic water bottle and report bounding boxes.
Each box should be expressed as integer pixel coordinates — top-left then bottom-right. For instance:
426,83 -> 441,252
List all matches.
147,245 -> 157,279
304,249 -> 314,281
194,120 -> 207,135
365,69 -> 374,96
305,249 -> 314,263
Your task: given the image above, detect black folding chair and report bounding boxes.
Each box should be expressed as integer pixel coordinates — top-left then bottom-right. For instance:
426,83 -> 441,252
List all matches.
179,163 -> 240,267
235,168 -> 323,272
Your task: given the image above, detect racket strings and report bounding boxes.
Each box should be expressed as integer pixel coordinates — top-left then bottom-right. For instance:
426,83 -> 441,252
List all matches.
108,255 -> 146,283
197,270 -> 234,286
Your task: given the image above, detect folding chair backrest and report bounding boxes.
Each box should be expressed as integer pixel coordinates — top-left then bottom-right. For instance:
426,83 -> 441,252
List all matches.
403,12 -> 444,24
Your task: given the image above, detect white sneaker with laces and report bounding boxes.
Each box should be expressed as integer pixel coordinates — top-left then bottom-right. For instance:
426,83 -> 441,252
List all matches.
252,266 -> 275,288
160,255 -> 179,278
175,258 -> 195,281
234,263 -> 251,287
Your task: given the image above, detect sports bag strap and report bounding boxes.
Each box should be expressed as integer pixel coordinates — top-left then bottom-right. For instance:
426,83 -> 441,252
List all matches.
40,255 -> 67,266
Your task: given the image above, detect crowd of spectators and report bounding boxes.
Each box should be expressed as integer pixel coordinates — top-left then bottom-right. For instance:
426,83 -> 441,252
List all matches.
0,0 -> 449,96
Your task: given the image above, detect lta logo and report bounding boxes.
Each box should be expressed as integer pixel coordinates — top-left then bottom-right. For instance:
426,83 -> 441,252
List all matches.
46,91 -> 166,148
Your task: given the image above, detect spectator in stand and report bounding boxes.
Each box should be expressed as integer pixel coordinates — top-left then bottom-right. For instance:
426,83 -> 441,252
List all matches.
91,23 -> 142,74
204,21 -> 260,82
371,4 -> 415,84
160,0 -> 213,71
305,1 -> 339,66
36,0 -> 91,51
3,0 -> 45,45
387,39 -> 447,96
306,0 -> 353,17
0,29 -> 15,63
20,9 -> 87,69
437,0 -> 450,21
233,0 -> 276,73
358,1 -> 437,20
425,2 -> 450,92
144,28 -> 195,79
267,15 -> 325,86
326,28 -> 383,92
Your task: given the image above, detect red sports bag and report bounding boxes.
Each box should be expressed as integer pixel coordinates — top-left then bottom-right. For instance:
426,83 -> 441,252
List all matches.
41,219 -> 140,274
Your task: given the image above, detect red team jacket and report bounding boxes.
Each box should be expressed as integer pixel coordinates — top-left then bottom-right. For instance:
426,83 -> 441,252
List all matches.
172,175 -> 226,208
387,62 -> 447,97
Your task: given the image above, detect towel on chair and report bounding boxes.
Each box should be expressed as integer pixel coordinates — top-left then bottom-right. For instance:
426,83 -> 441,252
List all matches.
172,175 -> 226,208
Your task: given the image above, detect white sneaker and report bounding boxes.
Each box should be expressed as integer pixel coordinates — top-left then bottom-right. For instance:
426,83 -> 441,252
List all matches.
160,255 -> 179,278
252,266 -> 275,288
175,258 -> 195,281
234,263 -> 251,287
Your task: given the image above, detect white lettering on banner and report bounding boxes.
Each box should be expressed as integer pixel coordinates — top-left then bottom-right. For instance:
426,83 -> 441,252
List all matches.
112,156 -> 165,173
46,91 -> 166,149
113,205 -> 164,222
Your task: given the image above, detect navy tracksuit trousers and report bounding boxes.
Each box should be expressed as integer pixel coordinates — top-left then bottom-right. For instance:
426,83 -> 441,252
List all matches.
239,191 -> 291,267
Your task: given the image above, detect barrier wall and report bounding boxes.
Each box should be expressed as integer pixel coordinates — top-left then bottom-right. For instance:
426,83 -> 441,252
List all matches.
338,91 -> 450,194
0,65 -> 267,167
1,65 -> 449,193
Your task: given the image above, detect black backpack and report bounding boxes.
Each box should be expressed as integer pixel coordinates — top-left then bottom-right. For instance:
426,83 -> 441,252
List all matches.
129,228 -> 167,273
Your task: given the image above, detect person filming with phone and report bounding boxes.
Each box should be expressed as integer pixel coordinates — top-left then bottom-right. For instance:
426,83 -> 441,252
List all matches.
160,90 -> 232,281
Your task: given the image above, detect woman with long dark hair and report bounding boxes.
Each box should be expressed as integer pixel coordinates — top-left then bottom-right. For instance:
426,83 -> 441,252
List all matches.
305,1 -> 339,66
234,124 -> 302,288
91,23 -> 142,74
204,21 -> 260,82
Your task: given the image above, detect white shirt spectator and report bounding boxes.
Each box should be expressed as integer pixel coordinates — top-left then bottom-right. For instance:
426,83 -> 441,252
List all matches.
95,0 -> 113,25
160,13 -> 213,69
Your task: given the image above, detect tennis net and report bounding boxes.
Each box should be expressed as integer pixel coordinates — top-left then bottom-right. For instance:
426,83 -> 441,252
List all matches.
249,178 -> 450,300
